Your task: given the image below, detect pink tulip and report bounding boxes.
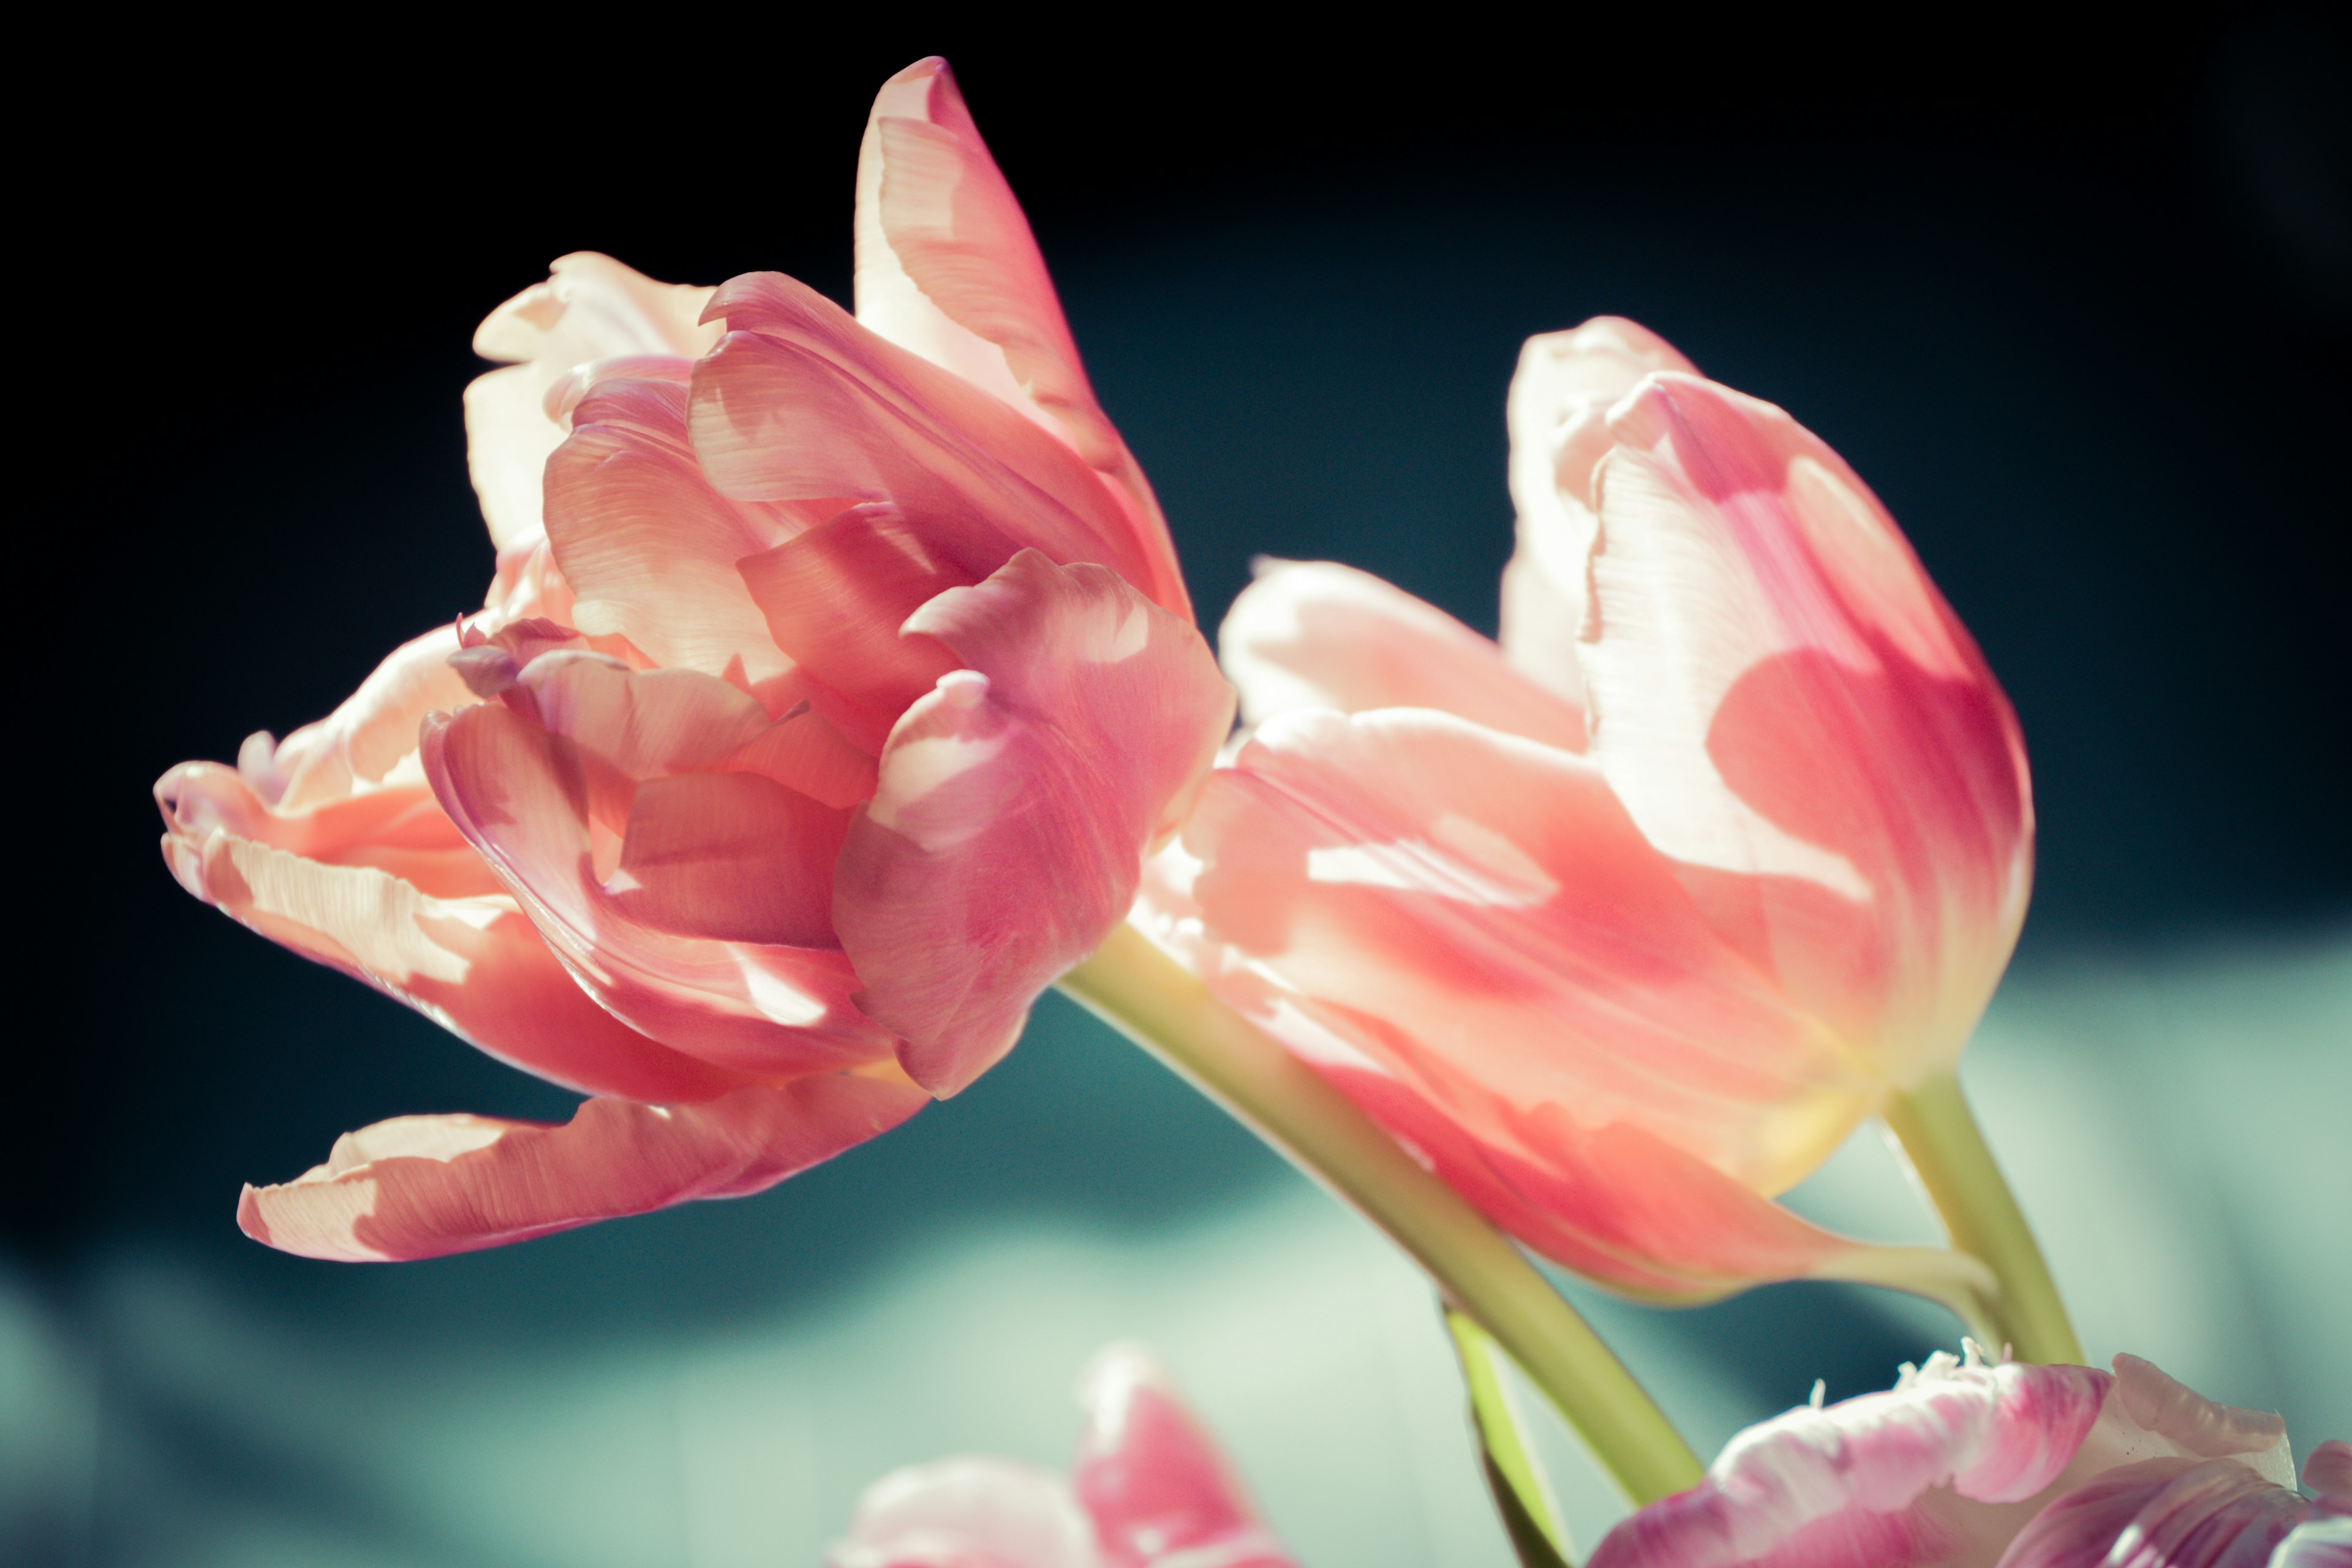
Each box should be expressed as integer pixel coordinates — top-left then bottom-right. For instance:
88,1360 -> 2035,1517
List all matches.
829,1346 -> 1296,1568
156,57 -> 1232,1261
1139,317 -> 2029,1300
1588,1348 -> 2346,1568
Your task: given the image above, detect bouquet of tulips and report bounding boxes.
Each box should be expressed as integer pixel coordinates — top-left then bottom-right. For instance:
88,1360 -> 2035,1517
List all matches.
154,58 -> 2348,1568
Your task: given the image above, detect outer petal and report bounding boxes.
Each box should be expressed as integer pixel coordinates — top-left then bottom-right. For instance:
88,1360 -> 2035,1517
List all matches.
829,1457 -> 1101,1568
158,757 -> 497,900
1185,708 -> 1863,1193
1219,559 -> 1585,749
854,57 -> 1187,618
834,551 -> 1232,1095
1995,1458 -> 2315,1568
691,273 -> 1180,614
1500,318 -> 1697,704
1587,1352 -> 2114,1568
424,687 -> 895,1078
157,821 -> 753,1103
1580,373 -> 2032,1076
236,1074 -> 925,1261
465,252 -> 720,549
1155,708 -> 1986,1297
1071,1346 -> 1298,1568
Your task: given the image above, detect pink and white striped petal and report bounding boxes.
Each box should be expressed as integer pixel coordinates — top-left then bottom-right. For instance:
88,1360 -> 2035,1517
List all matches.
853,57 -> 1186,619
1580,372 -> 2032,1072
1588,1352 -> 2114,1568
157,820 -> 755,1104
834,551 -> 1232,1095
238,1074 -> 925,1261
1996,1458 -> 2314,1568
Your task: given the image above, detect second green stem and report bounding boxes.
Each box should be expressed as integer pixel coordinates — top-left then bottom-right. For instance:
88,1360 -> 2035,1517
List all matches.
1883,1071 -> 2084,1366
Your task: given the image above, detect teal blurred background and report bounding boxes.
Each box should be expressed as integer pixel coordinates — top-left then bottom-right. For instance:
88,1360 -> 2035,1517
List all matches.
12,15 -> 2348,1566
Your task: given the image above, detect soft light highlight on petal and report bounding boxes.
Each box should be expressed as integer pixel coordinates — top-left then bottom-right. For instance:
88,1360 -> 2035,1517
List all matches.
1500,317 -> 1697,704
1221,559 -> 1584,749
466,252 -> 720,548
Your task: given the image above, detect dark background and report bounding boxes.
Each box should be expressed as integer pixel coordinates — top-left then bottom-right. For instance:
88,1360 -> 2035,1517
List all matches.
11,3 -> 2346,1512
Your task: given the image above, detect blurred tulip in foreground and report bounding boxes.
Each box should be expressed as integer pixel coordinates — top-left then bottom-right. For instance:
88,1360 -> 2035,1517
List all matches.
156,56 -> 1231,1261
1589,1346 -> 2349,1568
830,1346 -> 1295,1568
1141,317 -> 2034,1317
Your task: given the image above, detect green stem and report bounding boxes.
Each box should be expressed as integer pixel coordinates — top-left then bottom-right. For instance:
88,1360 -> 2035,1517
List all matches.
1448,1309 -> 1574,1567
1058,924 -> 1704,1504
1882,1071 -> 2084,1365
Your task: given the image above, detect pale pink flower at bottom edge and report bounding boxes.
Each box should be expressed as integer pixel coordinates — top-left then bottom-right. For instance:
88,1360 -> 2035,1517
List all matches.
1588,1349 -> 2345,1568
829,1346 -> 1296,1568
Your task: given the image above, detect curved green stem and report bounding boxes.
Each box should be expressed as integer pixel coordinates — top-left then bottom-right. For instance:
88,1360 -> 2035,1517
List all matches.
1882,1071 -> 2084,1365
1449,1309 -> 1574,1567
1058,924 -> 1703,1504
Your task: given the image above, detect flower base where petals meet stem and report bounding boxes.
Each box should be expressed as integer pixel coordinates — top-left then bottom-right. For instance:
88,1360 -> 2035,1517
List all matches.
1057,922 -> 1705,1506
1882,1071 -> 2086,1366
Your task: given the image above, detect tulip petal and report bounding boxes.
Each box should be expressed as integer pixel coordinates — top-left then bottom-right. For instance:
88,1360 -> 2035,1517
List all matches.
2305,1442 -> 2352,1507
2271,1512 -> 2352,1568
835,551 -> 1232,1094
1581,374 -> 2032,1071
1188,707 -> 1864,1193
1995,1457 -> 2313,1568
830,1457 -> 1099,1568
736,503 -> 971,748
426,697 -> 895,1078
1501,317 -> 1698,706
692,273 -> 1180,614
1072,1345 -> 1297,1568
1220,558 -> 1585,748
1588,1353 -> 2114,1568
854,57 -> 1188,619
614,771 -> 848,948
158,821 -> 752,1103
159,759 -> 500,900
238,625 -> 476,813
237,1073 -> 925,1261
2111,1354 -> 2293,1476
465,252 -> 720,549
543,375 -> 806,683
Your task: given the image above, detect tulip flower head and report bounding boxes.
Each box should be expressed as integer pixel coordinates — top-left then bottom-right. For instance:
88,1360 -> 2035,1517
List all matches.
156,58 -> 1232,1261
1588,1346 -> 2348,1568
829,1345 -> 1296,1568
1140,317 -> 2031,1303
